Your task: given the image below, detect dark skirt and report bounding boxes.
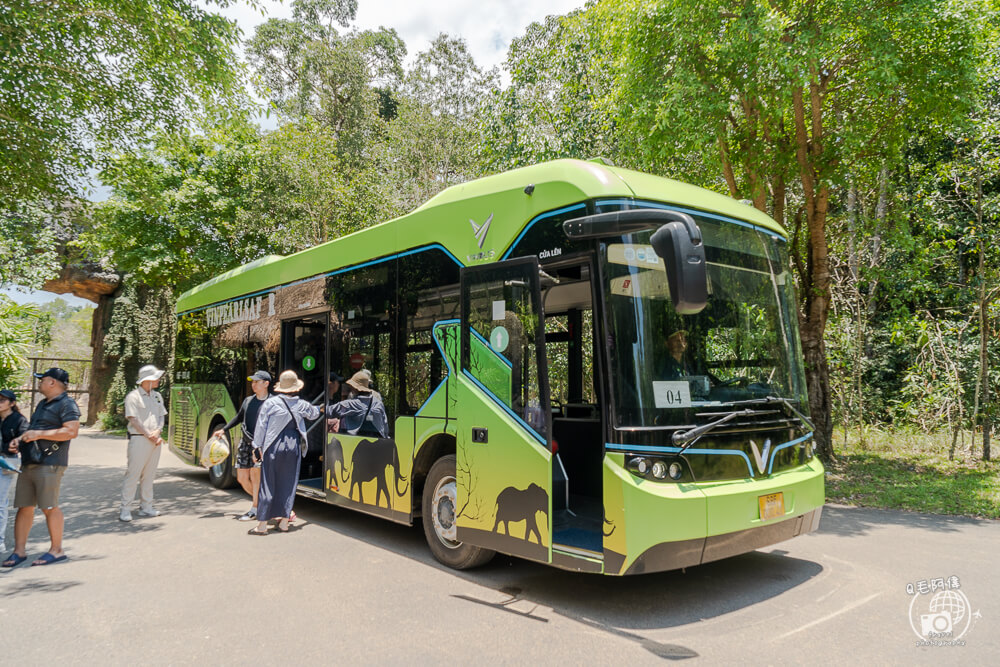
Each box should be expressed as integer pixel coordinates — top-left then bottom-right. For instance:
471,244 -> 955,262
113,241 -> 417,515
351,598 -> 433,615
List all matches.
257,423 -> 301,521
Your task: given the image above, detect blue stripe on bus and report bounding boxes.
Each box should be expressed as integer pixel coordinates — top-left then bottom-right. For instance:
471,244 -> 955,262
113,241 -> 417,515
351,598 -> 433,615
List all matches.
178,243 -> 463,316
607,442 -> 756,477
500,203 -> 588,260
415,319 -> 461,417
593,198 -> 785,239
607,431 -> 814,478
462,370 -> 547,445
767,432 -> 813,474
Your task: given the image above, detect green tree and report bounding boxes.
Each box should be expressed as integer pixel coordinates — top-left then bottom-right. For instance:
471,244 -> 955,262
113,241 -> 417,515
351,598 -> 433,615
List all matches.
384,34 -> 495,211
0,0 -> 247,205
479,11 -> 617,171
0,203 -> 62,289
0,296 -> 51,388
597,0 -> 986,459
246,0 -> 405,163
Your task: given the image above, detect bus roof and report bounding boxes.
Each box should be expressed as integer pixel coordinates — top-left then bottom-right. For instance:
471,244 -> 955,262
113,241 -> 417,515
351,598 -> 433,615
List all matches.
175,158 -> 785,314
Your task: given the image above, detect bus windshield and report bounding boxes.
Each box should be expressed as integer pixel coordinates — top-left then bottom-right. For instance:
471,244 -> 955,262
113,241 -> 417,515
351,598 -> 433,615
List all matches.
601,214 -> 809,429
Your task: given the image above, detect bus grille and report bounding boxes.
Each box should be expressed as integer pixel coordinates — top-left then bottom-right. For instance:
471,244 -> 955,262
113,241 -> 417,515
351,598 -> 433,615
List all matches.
171,388 -> 197,457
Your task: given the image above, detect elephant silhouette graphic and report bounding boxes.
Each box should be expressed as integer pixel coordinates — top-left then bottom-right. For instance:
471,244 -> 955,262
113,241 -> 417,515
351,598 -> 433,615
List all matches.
326,438 -> 347,490
343,438 -> 409,508
492,483 -> 548,544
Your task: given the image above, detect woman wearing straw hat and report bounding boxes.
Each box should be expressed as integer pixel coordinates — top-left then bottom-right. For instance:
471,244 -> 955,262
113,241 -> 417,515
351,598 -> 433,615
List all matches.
0,389 -> 28,555
327,369 -> 389,438
248,370 -> 319,535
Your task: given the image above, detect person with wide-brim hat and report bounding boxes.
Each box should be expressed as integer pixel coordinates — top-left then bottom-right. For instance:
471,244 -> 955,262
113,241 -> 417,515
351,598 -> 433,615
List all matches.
248,370 -> 318,535
327,369 -> 389,438
119,364 -> 168,522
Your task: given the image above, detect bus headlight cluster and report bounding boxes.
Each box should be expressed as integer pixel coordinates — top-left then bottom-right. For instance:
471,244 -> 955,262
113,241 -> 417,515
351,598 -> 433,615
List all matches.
628,457 -> 685,481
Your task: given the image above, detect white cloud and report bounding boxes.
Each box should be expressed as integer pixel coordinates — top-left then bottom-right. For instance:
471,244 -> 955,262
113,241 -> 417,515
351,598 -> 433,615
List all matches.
215,0 -> 585,71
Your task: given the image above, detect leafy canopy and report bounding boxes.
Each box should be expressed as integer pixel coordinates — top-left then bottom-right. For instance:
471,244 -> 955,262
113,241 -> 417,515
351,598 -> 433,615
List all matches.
0,0 -> 248,204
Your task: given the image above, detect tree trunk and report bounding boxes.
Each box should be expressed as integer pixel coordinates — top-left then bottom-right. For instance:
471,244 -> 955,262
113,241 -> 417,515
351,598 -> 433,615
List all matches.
87,291 -> 119,425
792,83 -> 834,461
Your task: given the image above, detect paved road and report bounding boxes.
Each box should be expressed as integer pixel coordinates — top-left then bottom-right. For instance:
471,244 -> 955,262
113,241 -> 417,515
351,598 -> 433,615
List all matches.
1,430 -> 996,664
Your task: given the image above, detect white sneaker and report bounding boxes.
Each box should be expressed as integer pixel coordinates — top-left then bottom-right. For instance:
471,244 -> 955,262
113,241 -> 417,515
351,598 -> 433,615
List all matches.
119,507 -> 133,522
237,509 -> 257,521
137,508 -> 161,517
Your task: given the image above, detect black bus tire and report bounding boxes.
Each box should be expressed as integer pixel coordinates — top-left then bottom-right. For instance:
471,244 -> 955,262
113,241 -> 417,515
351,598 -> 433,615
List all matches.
207,418 -> 237,489
422,455 -> 494,570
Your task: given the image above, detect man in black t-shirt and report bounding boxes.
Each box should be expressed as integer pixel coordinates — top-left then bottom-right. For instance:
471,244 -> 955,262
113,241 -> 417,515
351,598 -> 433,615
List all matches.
213,370 -> 271,521
2,367 -> 81,568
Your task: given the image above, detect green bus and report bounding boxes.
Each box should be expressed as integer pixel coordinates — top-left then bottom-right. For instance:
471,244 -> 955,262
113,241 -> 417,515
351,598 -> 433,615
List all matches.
169,158 -> 824,575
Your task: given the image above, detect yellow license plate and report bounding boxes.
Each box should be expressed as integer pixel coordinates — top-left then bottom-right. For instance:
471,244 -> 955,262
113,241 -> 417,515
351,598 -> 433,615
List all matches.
759,492 -> 785,521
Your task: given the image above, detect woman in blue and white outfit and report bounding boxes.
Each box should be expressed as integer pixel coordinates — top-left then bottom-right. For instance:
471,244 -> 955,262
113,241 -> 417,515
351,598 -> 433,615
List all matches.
248,371 -> 319,535
0,389 -> 28,554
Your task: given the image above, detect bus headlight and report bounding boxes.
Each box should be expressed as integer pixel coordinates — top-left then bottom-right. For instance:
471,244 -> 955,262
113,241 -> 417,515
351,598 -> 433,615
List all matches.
628,457 -> 651,475
651,460 -> 667,479
668,462 -> 684,480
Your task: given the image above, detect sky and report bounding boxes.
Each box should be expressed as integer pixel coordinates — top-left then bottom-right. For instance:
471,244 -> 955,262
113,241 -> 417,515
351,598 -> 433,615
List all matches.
217,0 -> 586,72
5,0 -> 586,308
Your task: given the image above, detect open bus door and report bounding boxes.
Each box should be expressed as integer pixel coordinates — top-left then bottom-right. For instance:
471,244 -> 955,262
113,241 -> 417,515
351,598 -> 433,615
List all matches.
456,257 -> 553,564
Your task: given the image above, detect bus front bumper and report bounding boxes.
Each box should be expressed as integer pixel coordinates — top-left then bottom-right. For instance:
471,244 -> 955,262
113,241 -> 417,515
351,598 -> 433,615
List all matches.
623,505 -> 823,575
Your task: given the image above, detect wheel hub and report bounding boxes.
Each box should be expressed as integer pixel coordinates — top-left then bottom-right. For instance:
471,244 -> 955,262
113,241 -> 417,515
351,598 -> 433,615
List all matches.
431,475 -> 459,547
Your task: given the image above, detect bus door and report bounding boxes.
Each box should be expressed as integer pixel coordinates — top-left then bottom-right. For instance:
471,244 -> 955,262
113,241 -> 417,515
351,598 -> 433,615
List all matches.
280,316 -> 327,485
457,257 -> 552,564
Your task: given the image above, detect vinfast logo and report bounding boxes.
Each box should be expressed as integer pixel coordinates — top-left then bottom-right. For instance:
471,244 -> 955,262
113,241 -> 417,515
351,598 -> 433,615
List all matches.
748,438 -> 773,474
470,213 -> 493,249
467,213 -> 496,262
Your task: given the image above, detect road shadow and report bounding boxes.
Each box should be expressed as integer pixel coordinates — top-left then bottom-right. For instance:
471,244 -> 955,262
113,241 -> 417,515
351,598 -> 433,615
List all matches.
288,495 -> 823,638
25,464 -> 247,543
817,504 -> 996,538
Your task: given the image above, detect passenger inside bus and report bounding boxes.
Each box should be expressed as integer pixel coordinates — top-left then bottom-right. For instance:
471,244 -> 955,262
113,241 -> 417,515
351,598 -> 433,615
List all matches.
658,329 -> 694,379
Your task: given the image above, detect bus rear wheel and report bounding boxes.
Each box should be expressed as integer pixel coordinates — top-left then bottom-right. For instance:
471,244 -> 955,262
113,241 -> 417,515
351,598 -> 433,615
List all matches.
207,419 -> 237,489
422,455 -> 494,570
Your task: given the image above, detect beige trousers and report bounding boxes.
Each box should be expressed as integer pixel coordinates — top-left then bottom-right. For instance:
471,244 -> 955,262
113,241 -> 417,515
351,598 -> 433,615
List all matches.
121,435 -> 162,510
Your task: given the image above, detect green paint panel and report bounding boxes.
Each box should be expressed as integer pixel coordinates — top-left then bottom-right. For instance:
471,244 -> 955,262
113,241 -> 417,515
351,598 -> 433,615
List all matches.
175,159 -> 789,315
611,459 -> 709,571
168,383 -> 237,465
454,375 -> 552,559
702,459 -> 826,536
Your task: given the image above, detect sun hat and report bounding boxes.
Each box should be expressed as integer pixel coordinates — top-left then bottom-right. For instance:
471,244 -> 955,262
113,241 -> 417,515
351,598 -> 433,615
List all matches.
274,370 -> 305,393
345,369 -> 373,394
34,367 -> 70,384
136,364 -> 165,384
248,370 -> 272,382
666,330 -> 687,342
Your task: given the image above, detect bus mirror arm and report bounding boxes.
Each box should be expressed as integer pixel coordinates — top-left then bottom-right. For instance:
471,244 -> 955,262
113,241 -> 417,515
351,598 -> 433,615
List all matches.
649,212 -> 708,315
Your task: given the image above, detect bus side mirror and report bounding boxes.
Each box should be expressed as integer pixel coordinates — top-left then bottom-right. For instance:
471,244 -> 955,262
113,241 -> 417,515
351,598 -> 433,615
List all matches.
650,213 -> 707,315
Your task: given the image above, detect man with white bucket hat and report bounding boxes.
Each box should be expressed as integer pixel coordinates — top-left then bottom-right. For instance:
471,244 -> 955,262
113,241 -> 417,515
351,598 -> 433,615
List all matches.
119,364 -> 167,522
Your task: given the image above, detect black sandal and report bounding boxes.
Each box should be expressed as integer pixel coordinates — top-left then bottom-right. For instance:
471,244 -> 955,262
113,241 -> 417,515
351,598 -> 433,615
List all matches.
247,527 -> 268,536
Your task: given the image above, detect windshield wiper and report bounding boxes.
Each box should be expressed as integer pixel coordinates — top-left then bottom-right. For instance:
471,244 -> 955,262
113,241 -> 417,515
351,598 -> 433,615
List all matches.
703,395 -> 815,433
671,408 -> 771,451
764,395 -> 815,433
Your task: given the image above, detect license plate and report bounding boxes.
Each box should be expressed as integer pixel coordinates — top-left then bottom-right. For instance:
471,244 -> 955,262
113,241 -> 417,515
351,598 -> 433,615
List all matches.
759,492 -> 785,521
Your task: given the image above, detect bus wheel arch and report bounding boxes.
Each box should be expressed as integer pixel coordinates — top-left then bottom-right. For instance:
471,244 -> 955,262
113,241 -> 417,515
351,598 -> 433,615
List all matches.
411,433 -> 457,517
206,414 -> 237,489
421,454 -> 494,570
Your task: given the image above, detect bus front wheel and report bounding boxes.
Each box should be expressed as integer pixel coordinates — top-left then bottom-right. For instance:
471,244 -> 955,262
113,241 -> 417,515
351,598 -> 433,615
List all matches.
422,455 -> 494,570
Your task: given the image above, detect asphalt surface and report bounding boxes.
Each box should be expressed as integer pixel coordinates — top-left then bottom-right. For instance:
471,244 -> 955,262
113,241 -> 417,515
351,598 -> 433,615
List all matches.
1,429 -> 996,664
